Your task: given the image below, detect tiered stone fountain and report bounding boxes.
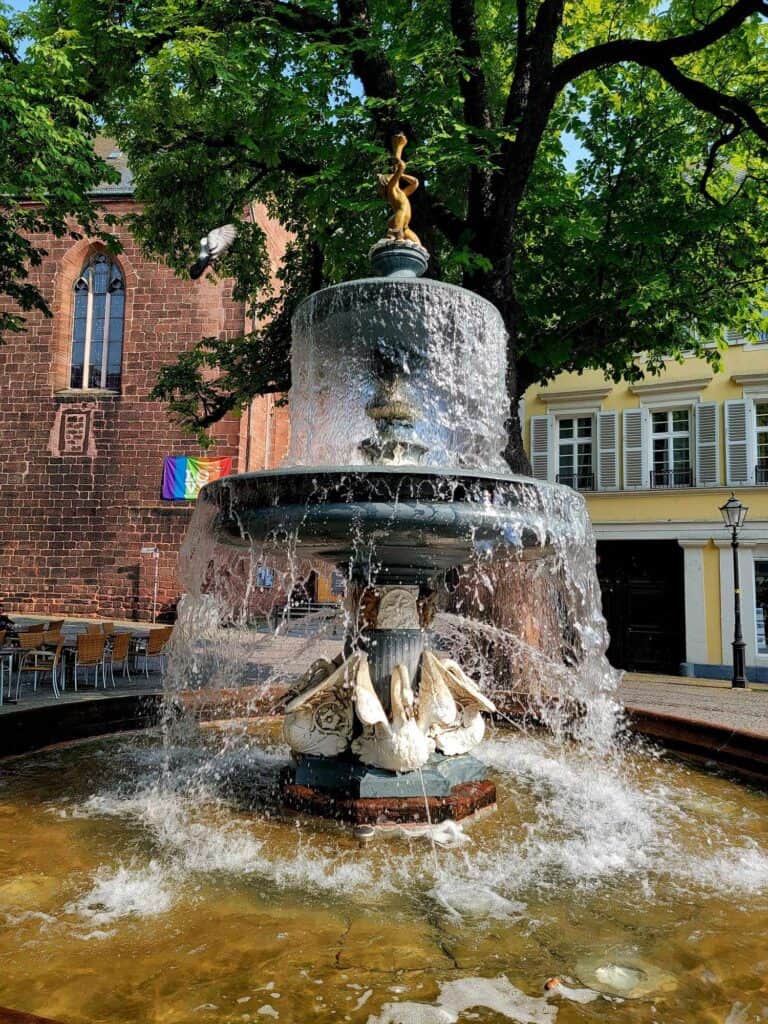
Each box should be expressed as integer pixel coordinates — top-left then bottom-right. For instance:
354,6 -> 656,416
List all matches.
200,134 -> 572,826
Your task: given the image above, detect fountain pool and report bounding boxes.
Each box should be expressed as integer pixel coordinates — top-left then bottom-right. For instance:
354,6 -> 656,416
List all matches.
2,721 -> 768,1023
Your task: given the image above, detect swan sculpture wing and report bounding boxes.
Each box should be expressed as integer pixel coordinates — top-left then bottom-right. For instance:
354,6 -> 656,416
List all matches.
440,658 -> 496,713
422,656 -> 496,757
353,657 -> 389,728
282,654 -> 359,757
418,651 -> 458,731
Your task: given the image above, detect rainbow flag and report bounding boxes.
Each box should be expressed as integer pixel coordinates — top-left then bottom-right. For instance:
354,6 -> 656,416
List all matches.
161,456 -> 233,500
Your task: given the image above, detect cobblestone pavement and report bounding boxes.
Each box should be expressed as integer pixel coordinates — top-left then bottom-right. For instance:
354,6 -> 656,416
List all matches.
619,672 -> 768,736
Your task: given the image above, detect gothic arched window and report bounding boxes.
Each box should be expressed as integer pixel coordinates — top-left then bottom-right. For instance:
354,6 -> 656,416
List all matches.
70,253 -> 125,391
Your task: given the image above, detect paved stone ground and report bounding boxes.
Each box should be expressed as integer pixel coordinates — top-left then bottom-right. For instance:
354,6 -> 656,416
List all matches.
0,677 -> 162,716
6,623 -> 768,744
619,672 -> 768,736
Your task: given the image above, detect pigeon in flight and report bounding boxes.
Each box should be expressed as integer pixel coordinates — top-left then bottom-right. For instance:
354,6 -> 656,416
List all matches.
189,223 -> 238,279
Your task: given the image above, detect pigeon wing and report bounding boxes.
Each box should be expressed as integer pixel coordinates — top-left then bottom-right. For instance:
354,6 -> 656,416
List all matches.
207,223 -> 237,258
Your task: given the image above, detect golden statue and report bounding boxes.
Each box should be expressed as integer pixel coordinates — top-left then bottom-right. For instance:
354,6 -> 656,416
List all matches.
379,132 -> 421,246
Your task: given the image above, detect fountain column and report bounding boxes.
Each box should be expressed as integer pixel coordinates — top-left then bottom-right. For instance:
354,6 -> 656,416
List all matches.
346,584 -> 435,711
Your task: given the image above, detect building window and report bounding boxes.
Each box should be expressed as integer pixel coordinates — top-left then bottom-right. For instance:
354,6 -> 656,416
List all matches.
70,253 -> 124,391
557,416 -> 594,490
756,560 -> 768,654
651,408 -> 693,487
756,403 -> 768,484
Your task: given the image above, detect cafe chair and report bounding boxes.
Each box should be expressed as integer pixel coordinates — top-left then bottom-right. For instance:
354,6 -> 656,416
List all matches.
72,633 -> 107,690
15,633 -> 65,700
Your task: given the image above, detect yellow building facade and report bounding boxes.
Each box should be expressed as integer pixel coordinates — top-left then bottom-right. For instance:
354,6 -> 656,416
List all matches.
523,340 -> 768,681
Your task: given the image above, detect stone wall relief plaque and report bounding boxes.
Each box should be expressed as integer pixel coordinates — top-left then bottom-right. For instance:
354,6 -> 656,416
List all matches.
49,405 -> 97,457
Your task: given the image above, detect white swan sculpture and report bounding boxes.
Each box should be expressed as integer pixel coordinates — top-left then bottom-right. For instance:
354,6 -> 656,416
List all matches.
282,654 -> 360,757
282,650 -> 496,772
352,659 -> 435,772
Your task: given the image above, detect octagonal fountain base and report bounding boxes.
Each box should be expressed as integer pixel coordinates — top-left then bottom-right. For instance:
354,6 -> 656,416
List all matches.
282,750 -> 497,827
282,779 -> 497,827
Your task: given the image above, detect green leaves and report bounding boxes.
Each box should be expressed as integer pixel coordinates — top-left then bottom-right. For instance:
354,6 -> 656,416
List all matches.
15,0 -> 768,448
0,6 -> 118,338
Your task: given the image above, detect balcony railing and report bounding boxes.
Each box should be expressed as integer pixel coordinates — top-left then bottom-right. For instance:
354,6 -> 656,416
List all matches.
650,468 -> 694,488
756,464 -> 768,485
556,472 -> 595,491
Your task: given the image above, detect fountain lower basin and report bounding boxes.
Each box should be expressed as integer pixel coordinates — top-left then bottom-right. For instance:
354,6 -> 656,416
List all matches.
2,726 -> 768,1024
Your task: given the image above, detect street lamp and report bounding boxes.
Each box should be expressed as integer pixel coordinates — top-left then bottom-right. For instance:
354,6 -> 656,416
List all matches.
719,493 -> 749,688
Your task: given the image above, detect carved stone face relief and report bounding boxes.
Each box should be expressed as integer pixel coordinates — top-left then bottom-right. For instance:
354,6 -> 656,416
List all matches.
375,587 -> 420,630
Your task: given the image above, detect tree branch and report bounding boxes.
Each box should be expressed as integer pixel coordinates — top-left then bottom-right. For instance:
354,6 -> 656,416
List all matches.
516,0 -> 528,52
336,0 -> 399,138
551,0 -> 766,93
449,0 -> 494,234
653,58 -> 768,143
418,191 -> 467,245
449,0 -> 492,131
699,124 -> 743,203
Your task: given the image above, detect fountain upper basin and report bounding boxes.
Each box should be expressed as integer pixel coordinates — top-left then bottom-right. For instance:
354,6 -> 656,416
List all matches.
287,277 -> 509,472
201,466 -> 574,582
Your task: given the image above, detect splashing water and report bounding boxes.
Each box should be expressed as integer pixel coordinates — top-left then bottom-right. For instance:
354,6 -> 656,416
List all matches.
3,729 -> 768,1021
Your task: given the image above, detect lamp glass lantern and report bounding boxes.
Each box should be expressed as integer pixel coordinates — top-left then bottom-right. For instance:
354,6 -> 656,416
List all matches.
719,494 -> 748,530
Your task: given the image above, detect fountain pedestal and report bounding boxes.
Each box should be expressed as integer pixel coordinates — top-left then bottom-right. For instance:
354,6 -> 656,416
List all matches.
283,779 -> 497,827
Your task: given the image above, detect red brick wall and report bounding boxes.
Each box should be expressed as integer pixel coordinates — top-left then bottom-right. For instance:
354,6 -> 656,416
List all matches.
0,198 -> 259,621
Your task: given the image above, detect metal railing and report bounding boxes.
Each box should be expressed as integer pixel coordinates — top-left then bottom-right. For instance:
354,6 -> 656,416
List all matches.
650,468 -> 694,488
556,472 -> 595,491
756,464 -> 768,485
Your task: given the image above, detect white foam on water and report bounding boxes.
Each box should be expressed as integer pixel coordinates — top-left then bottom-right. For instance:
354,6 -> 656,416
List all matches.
367,975 -> 556,1024
71,782 -> 386,909
469,736 -> 768,899
431,880 -> 525,920
60,726 -> 768,929
66,861 -> 174,926
674,842 -> 768,894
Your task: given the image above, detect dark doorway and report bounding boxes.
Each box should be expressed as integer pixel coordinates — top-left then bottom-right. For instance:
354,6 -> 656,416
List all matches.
596,540 -> 685,674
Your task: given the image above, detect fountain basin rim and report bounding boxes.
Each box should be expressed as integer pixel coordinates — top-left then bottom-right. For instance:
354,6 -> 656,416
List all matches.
200,467 -> 571,580
291,275 -> 506,325
200,464 -> 574,495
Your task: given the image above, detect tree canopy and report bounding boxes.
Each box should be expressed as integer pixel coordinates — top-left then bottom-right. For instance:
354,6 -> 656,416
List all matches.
0,4 -> 114,337
24,0 -> 768,465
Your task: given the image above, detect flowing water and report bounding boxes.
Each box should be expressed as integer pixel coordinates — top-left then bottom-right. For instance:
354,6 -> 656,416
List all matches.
2,722 -> 768,1023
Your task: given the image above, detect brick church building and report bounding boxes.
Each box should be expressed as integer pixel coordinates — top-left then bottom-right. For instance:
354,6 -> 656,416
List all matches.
0,141 -> 290,621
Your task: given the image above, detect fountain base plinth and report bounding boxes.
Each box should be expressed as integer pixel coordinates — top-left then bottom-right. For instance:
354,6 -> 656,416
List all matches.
282,779 -> 496,827
284,752 -> 496,826
294,751 -> 486,798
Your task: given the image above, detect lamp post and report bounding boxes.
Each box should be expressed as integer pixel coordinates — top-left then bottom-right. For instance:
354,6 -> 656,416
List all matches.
719,493 -> 749,688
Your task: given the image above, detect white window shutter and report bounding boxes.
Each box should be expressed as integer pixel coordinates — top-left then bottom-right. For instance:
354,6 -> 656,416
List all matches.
725,399 -> 753,484
725,328 -> 746,345
597,411 -> 618,490
530,415 -> 553,481
622,408 -> 648,489
695,402 -> 720,487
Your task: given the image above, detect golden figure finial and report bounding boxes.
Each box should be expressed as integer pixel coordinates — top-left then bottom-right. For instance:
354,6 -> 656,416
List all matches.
379,132 -> 421,246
